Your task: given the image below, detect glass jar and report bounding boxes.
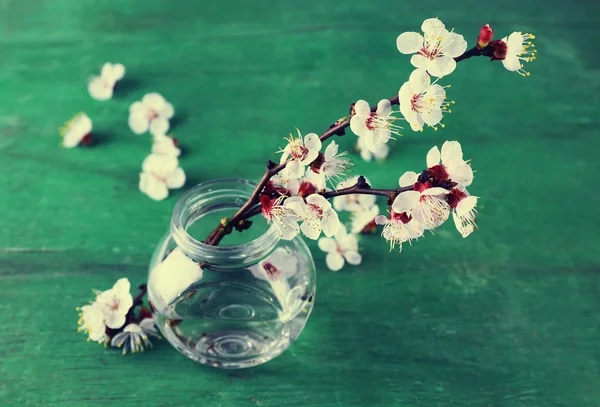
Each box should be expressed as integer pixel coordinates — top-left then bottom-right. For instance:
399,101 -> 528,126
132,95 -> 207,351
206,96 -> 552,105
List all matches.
147,179 -> 316,369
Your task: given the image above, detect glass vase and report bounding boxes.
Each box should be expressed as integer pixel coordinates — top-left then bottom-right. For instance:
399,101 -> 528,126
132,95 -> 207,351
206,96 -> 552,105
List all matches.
147,179 -> 316,369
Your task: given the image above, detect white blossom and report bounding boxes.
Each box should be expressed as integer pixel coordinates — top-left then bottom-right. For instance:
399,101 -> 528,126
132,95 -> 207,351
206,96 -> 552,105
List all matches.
77,303 -> 106,343
278,129 -> 322,179
318,225 -> 361,271
88,62 -> 125,101
332,176 -> 376,213
396,17 -> 467,77
60,113 -> 92,148
110,319 -> 159,354
392,171 -> 450,230
453,195 -> 478,238
501,32 -> 537,76
260,195 -> 300,240
139,153 -> 186,201
95,278 -> 134,329
350,99 -> 401,152
129,93 -> 174,136
152,134 -> 181,157
285,194 -> 341,240
249,248 -> 298,281
399,69 -> 451,132
375,211 -> 424,251
356,134 -> 389,162
304,140 -> 350,189
426,140 -> 473,188
350,204 -> 379,234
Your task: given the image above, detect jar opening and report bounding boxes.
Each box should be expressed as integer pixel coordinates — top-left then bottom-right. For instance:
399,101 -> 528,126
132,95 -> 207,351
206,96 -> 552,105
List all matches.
170,179 -> 280,265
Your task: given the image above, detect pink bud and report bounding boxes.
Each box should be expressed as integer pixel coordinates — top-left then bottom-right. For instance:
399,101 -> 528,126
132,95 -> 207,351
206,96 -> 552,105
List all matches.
478,24 -> 493,48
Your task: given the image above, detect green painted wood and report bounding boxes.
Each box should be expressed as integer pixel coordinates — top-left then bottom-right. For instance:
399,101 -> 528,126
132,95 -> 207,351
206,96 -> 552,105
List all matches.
1,0 -> 599,406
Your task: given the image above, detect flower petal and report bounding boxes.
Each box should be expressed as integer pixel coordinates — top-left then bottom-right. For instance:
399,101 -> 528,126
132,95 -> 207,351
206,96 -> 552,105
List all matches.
139,173 -> 169,201
300,218 -> 322,240
306,193 -> 330,209
410,54 -> 430,71
399,171 -> 418,187
421,17 -> 445,33
165,168 -> 186,189
318,237 -> 337,252
398,82 -> 413,104
421,107 -> 443,127
441,140 -> 463,164
104,312 -> 126,330
376,99 -> 392,116
325,252 -> 345,271
391,190 -> 421,213
408,69 -> 431,94
421,187 -> 450,196
396,32 -> 424,54
303,132 -> 321,150
129,113 -> 149,134
142,93 -> 166,109
350,115 -> 368,137
426,146 -> 441,168
88,77 -> 113,101
502,55 -> 521,72
285,160 -> 304,179
456,195 -> 478,216
344,250 -> 362,266
428,56 -> 457,77
354,100 -> 371,116
159,102 -> 175,119
324,141 -> 339,160
441,32 -> 468,57
150,118 -> 170,136
374,215 -> 388,225
321,208 -> 341,237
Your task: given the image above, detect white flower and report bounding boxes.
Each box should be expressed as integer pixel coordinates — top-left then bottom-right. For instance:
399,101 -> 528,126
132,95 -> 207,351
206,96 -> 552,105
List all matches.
77,303 -> 106,343
139,153 -> 186,201
60,113 -> 92,148
129,93 -> 175,136
392,171 -> 450,230
285,194 -> 341,240
350,99 -> 401,153
453,195 -> 478,238
304,141 -> 350,189
447,188 -> 479,238
250,248 -> 298,281
110,320 -> 158,354
318,225 -> 361,271
399,69 -> 451,132
396,17 -> 467,77
501,32 -> 537,76
332,176 -> 376,213
88,62 -> 125,101
356,134 -> 389,162
260,195 -> 300,240
426,140 -> 473,188
152,134 -> 181,157
95,278 -> 134,329
375,211 -> 424,252
350,204 -> 379,234
278,129 -> 322,179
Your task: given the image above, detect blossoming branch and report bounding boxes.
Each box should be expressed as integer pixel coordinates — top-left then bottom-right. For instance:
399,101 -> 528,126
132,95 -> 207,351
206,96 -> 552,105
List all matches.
200,18 -> 536,250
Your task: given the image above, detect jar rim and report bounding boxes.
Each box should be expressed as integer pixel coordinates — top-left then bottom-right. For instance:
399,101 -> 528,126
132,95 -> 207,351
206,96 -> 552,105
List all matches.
170,178 -> 280,263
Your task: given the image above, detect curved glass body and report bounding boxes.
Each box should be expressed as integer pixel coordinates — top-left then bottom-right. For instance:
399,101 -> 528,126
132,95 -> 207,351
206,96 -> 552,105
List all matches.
147,179 -> 316,369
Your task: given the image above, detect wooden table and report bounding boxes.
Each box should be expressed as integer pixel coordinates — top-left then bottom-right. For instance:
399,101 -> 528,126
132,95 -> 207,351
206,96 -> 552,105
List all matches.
2,0 -> 599,406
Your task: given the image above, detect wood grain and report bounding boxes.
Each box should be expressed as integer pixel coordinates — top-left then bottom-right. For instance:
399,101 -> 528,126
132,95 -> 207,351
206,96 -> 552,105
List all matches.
1,0 -> 600,406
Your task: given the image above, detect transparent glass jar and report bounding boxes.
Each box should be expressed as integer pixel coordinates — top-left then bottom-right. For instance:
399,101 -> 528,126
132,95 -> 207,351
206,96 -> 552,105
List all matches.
147,179 -> 316,369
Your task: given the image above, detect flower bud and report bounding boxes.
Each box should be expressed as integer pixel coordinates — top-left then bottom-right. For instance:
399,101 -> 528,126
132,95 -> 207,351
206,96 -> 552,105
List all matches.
478,24 -> 493,48
489,39 -> 507,61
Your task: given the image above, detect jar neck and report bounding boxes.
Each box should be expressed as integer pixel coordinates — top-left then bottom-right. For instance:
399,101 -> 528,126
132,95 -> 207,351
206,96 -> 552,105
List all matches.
170,179 -> 280,267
